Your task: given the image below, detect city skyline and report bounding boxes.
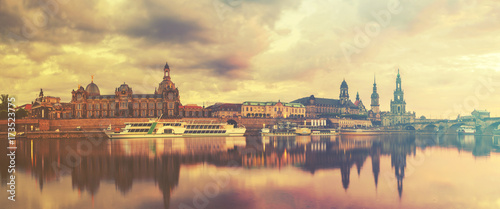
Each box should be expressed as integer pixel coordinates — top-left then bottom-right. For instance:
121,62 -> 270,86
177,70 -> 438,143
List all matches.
2,0 -> 500,119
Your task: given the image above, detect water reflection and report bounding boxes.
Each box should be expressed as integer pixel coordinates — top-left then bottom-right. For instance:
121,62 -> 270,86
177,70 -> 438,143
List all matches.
1,133 -> 500,209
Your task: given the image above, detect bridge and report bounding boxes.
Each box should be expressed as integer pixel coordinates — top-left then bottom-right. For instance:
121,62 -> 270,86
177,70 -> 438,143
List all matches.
396,117 -> 500,134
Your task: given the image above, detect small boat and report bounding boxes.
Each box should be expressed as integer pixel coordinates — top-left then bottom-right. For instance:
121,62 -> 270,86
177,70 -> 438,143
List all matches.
457,126 -> 475,134
340,128 -> 383,136
106,119 -> 246,139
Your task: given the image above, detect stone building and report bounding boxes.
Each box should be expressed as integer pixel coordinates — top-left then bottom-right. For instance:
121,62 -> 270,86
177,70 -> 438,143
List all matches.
241,101 -> 305,118
382,70 -> 416,126
69,62 -> 185,119
207,103 -> 242,118
31,89 -> 72,119
179,104 -> 211,118
291,79 -> 367,118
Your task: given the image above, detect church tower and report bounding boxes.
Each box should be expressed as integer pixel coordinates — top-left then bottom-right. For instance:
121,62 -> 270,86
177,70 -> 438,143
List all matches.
157,62 -> 181,118
370,76 -> 380,114
339,79 -> 349,105
390,69 -> 406,115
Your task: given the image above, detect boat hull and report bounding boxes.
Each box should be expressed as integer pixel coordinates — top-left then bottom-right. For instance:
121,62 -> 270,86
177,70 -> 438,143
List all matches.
106,132 -> 245,139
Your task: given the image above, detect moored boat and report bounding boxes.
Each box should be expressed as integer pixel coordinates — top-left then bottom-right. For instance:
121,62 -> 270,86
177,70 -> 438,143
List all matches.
457,126 -> 475,134
106,120 -> 246,139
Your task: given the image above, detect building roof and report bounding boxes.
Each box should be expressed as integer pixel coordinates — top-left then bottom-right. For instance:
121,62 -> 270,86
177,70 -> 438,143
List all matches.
291,96 -> 359,109
88,95 -> 116,100
341,79 -> 348,88
86,82 -> 100,96
242,101 -> 305,108
179,104 -> 203,109
16,104 -> 32,110
207,103 -> 242,111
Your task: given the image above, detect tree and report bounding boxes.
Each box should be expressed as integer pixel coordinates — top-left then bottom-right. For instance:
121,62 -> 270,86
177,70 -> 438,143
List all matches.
0,94 -> 8,111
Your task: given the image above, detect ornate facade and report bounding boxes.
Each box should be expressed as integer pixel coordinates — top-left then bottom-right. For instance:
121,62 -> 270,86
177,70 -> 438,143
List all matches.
69,62 -> 183,119
291,79 -> 367,118
31,89 -> 72,119
207,103 -> 242,118
382,70 -> 415,126
241,101 -> 305,118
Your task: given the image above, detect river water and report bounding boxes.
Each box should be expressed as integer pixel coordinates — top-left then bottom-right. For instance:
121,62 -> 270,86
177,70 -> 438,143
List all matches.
1,133 -> 500,209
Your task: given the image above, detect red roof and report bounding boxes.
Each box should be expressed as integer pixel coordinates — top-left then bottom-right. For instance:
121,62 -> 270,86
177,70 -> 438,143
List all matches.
16,104 -> 32,110
354,100 -> 360,106
179,105 -> 203,109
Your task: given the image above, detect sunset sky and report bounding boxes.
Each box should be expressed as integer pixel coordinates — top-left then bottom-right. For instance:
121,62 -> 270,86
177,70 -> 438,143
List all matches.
1,0 -> 500,118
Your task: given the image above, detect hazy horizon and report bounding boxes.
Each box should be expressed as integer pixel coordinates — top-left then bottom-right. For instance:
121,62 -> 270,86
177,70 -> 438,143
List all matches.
2,0 -> 500,119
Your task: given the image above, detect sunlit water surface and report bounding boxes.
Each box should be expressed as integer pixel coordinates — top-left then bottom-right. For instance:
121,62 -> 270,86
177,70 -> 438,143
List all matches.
1,134 -> 500,209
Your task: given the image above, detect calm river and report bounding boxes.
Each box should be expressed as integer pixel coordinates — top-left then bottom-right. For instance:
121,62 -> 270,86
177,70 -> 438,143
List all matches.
1,134 -> 500,209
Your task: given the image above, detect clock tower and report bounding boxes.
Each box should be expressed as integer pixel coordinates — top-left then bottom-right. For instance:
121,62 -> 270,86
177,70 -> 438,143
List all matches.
157,62 -> 181,118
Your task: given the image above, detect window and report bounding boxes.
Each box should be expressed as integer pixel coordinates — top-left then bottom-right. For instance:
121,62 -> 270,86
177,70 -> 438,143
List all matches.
141,102 -> 147,108
157,102 -> 162,109
134,103 -> 139,108
88,104 -> 92,109
168,102 -> 174,109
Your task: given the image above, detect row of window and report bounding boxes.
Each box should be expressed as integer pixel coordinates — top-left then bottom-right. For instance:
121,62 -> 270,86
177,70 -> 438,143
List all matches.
186,125 -> 221,129
185,130 -> 226,134
244,106 -> 305,113
163,123 -> 182,126
130,123 -> 153,127
129,129 -> 150,133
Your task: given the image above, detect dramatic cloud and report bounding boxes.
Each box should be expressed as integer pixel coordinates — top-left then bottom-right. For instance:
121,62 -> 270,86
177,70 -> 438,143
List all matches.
1,0 -> 500,118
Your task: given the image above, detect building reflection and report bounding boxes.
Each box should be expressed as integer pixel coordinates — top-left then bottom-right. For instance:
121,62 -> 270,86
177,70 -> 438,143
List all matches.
6,133 -> 500,208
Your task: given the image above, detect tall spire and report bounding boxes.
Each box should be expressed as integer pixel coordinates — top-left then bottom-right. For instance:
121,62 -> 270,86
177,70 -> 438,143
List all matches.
163,61 -> 171,81
91,75 -> 94,83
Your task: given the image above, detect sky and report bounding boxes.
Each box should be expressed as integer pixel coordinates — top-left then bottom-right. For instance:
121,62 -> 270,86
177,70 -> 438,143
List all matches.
1,0 -> 500,119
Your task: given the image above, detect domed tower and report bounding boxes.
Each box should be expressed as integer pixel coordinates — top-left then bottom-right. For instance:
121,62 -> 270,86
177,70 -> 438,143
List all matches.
371,75 -> 380,114
157,62 -> 181,118
339,79 -> 349,105
85,75 -> 100,97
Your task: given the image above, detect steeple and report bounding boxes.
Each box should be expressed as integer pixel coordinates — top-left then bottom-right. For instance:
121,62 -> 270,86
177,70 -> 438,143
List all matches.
391,69 -> 406,114
371,75 -> 380,110
39,88 -> 44,98
356,92 -> 360,101
163,62 -> 171,81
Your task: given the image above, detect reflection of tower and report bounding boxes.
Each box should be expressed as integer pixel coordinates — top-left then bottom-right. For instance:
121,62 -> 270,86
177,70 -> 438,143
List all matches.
371,147 -> 380,189
157,155 -> 181,209
340,163 -> 351,191
391,151 -> 406,198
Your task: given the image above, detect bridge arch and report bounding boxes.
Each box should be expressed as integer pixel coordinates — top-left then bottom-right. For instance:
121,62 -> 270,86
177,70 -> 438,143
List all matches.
449,123 -> 466,132
227,119 -> 238,127
404,125 -> 416,130
423,124 -> 438,132
484,122 -> 500,134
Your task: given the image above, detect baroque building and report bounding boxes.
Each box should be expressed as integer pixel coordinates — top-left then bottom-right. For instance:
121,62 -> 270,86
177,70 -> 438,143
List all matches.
31,89 -> 73,119
291,79 -> 367,118
207,103 -> 242,118
68,62 -> 191,119
241,101 -> 305,118
382,70 -> 416,126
